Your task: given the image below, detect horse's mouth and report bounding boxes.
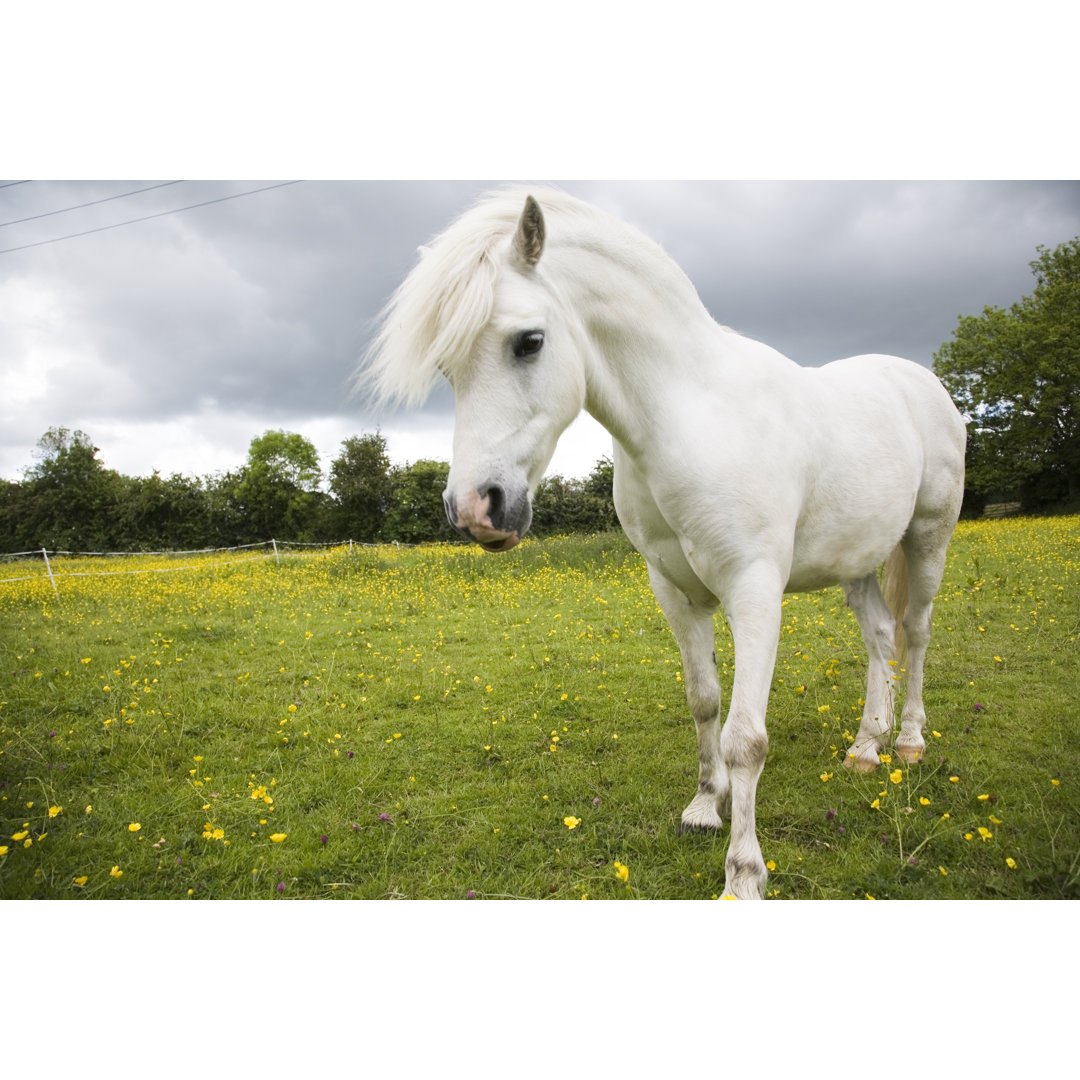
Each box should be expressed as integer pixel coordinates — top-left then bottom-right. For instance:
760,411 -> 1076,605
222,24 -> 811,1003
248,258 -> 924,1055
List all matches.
476,531 -> 520,553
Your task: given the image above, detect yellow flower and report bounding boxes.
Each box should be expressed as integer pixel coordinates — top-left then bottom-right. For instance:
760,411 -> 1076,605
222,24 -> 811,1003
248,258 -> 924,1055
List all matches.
270,833 -> 287,842
889,769 -> 902,784
819,772 -> 832,782
12,830 -> 28,841
128,822 -> 141,832
563,817 -> 581,830
48,805 -> 62,818
110,866 -> 123,878
85,805 -> 92,814
0,846 -> 8,856
977,793 -> 990,801
919,797 -> 930,806
939,866 -> 948,876
977,826 -> 993,841
765,859 -> 777,872
949,776 -> 959,783
614,860 -> 629,883
1005,857 -> 1017,869
74,875 -> 88,887
1051,779 -> 1060,786
870,798 -> 881,809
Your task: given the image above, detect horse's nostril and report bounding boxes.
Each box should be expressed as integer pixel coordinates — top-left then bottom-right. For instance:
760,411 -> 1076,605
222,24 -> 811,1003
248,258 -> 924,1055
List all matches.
481,484 -> 505,528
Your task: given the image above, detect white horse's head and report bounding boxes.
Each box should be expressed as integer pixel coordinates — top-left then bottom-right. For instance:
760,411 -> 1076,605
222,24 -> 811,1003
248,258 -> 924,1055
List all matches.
365,192 -> 589,551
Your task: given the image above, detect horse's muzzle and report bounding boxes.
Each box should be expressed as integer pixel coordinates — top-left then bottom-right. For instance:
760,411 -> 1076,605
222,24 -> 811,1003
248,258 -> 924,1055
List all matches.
443,484 -> 530,552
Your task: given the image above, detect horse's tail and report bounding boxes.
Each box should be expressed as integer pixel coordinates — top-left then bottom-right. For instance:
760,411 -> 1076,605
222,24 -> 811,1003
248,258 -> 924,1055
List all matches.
883,544 -> 909,665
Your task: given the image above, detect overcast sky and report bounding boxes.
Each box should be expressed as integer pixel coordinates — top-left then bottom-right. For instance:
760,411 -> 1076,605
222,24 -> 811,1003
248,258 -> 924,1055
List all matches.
2,179 -> 1078,486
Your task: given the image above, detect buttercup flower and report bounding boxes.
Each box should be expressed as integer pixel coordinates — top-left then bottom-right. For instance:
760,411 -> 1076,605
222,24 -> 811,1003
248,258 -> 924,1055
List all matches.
563,816 -> 581,830
614,861 -> 629,883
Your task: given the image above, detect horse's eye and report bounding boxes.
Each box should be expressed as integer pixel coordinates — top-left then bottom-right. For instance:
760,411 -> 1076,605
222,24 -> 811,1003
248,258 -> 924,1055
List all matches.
513,330 -> 545,358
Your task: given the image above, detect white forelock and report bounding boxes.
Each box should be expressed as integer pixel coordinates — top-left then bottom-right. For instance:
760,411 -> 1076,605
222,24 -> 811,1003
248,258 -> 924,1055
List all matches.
359,186 -> 600,409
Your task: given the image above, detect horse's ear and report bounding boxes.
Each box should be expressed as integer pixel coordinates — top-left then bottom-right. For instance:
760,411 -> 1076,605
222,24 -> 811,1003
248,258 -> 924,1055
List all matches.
512,195 -> 545,267
417,244 -> 431,260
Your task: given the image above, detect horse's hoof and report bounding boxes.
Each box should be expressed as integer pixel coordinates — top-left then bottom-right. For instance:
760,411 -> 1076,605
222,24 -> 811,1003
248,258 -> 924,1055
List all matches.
895,741 -> 924,764
843,751 -> 879,773
678,820 -> 722,836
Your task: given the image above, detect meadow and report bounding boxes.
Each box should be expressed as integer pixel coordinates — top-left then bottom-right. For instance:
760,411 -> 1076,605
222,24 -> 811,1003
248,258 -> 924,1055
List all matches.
1,517 -> 1077,900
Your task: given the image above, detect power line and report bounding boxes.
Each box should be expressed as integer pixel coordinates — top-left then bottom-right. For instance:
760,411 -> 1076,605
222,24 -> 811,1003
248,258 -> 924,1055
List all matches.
0,180 -> 305,255
0,180 -> 186,228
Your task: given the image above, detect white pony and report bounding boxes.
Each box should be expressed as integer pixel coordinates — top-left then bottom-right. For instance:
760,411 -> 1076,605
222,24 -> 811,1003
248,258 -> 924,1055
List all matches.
364,188 -> 965,899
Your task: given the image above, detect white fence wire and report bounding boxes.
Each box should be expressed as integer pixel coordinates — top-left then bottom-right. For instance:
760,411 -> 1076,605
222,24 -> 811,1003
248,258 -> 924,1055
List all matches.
0,538 -> 388,592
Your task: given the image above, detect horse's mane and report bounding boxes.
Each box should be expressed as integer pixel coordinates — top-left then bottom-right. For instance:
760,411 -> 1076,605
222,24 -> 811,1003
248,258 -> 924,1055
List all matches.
360,186 -> 596,408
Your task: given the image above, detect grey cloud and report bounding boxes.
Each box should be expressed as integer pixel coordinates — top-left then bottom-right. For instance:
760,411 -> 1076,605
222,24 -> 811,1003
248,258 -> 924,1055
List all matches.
1,179 -> 1078,481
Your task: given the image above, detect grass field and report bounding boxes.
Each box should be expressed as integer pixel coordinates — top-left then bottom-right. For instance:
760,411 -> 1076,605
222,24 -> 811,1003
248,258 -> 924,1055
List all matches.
1,517 -> 1077,900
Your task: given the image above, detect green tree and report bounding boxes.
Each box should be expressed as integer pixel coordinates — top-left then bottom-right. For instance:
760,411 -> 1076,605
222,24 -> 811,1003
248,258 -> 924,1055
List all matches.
532,457 -> 618,536
934,237 -> 1080,508
114,471 -> 214,550
234,430 -> 323,540
11,428 -> 125,550
329,432 -> 393,542
383,459 -> 455,543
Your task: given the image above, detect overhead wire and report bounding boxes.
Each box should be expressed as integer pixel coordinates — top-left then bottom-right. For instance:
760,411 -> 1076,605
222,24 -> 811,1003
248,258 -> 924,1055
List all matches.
0,180 -> 186,228
0,180 -> 305,255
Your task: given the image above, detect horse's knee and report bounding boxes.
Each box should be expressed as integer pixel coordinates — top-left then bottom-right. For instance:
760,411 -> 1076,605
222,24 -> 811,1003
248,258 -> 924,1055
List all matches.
721,722 -> 768,771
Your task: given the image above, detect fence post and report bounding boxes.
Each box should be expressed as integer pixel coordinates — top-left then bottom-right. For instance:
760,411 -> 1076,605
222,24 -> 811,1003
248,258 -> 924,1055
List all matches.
41,548 -> 59,599
271,538 -> 279,565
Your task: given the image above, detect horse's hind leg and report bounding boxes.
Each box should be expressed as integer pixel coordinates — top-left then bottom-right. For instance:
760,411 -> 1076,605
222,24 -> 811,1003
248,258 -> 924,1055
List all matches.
895,517 -> 955,763
843,573 -> 899,771
646,564 -> 729,831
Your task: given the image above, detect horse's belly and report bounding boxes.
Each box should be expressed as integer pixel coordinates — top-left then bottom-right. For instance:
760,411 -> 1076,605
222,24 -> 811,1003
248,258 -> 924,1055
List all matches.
787,504 -> 912,592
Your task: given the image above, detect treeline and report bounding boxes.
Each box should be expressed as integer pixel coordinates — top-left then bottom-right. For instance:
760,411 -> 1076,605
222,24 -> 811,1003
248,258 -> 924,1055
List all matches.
0,428 -> 617,553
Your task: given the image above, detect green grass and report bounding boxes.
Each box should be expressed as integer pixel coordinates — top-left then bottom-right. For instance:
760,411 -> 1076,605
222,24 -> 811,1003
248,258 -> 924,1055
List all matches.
1,517 -> 1077,899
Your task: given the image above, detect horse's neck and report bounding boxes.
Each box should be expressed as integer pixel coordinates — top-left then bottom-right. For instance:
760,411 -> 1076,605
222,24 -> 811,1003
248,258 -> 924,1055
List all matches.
550,225 -> 791,459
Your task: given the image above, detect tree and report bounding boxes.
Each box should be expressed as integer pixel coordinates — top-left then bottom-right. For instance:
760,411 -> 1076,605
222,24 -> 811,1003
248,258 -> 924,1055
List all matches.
113,471 -> 214,550
233,430 -> 323,540
329,433 -> 393,542
11,428 -> 125,550
383,460 -> 455,543
532,457 -> 618,536
934,237 -> 1080,508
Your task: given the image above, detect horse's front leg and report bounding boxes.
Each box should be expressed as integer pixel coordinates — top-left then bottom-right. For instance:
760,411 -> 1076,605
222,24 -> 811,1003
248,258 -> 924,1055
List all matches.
719,564 -> 783,899
646,565 -> 728,831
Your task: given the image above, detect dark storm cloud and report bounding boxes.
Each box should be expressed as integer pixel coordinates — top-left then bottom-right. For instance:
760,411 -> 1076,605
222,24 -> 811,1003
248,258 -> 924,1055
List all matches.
1,179 -> 1078,481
